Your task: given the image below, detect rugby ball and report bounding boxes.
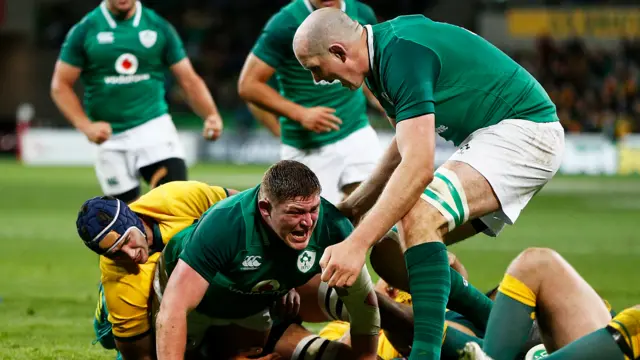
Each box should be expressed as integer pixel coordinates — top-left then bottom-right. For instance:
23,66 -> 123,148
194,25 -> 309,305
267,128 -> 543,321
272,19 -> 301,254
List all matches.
524,344 -> 548,360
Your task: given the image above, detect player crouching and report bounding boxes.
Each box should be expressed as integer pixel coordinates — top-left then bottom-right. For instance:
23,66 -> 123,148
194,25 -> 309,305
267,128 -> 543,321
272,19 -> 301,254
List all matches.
76,181 -> 233,359
153,160 -> 381,359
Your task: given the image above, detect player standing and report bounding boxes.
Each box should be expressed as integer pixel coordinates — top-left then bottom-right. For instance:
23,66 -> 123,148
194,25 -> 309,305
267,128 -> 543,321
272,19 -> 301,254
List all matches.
51,0 -> 223,203
238,0 -> 385,204
293,10 -> 565,359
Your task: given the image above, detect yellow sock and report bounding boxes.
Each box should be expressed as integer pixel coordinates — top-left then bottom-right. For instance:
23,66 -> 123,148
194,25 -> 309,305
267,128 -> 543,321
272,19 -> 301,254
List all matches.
499,274 -> 537,318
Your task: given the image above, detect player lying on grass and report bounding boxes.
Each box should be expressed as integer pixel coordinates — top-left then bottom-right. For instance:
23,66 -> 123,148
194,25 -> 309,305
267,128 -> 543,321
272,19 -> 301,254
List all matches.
461,247 -> 640,360
154,160 -> 380,360
75,181 -> 235,360
293,9 -> 565,359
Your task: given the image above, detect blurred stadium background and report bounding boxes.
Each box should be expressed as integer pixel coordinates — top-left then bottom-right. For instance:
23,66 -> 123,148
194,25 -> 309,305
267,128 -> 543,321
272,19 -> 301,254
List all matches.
1,0 -> 640,358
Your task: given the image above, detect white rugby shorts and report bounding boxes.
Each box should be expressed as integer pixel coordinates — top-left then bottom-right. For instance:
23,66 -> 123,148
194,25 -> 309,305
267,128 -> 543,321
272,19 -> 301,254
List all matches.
443,119 -> 565,236
280,125 -> 382,204
94,114 -> 185,195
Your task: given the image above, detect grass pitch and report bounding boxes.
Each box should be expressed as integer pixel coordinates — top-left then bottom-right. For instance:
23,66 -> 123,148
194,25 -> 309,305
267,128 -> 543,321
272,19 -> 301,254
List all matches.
1,160 -> 638,359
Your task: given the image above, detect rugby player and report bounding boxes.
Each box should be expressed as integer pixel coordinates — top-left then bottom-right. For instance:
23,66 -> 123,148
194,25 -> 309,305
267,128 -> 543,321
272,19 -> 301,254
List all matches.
52,0 -> 223,203
461,247 -> 640,360
293,10 -> 565,358
75,181 -> 234,359
155,160 -> 380,359
238,0 -> 384,204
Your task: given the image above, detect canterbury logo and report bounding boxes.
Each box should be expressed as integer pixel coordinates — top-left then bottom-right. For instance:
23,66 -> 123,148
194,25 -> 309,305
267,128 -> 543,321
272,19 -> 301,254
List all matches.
241,256 -> 262,270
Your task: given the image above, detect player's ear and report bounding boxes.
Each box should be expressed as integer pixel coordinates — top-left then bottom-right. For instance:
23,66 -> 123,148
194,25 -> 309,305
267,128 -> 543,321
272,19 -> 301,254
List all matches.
329,44 -> 347,62
258,199 -> 272,217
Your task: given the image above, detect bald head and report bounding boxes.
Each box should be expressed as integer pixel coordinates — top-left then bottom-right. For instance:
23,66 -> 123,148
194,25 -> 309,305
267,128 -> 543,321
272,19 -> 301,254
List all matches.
293,7 -> 362,60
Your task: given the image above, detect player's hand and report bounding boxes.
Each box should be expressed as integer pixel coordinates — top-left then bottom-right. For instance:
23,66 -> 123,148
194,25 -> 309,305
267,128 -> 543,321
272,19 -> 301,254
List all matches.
274,288 -> 300,320
203,113 -> 223,140
297,106 -> 342,133
81,121 -> 112,144
320,238 -> 367,288
229,348 -> 282,360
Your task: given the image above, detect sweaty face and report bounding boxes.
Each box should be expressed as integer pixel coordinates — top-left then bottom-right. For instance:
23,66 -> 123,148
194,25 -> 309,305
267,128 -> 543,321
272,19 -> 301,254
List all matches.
309,0 -> 342,9
108,0 -> 136,16
301,53 -> 365,91
104,228 -> 149,264
266,195 -> 321,251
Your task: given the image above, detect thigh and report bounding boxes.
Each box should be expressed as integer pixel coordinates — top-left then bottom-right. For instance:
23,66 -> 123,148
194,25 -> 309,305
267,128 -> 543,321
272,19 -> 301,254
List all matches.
448,120 -> 565,235
338,126 -> 382,190
95,148 -> 139,196
508,249 -> 611,352
281,144 -> 342,204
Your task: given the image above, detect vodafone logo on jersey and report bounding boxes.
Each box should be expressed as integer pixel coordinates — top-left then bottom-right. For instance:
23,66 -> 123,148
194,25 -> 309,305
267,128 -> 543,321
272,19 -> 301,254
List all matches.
105,53 -> 150,85
115,53 -> 138,75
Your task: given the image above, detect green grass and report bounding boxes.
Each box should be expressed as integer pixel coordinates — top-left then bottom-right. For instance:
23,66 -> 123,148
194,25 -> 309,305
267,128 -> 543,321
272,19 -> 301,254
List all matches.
1,161 -> 639,359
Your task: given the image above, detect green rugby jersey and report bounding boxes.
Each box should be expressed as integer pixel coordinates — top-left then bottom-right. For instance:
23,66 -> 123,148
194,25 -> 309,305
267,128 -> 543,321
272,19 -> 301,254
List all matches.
59,2 -> 187,133
163,185 -> 353,319
252,0 -> 377,149
364,15 -> 559,146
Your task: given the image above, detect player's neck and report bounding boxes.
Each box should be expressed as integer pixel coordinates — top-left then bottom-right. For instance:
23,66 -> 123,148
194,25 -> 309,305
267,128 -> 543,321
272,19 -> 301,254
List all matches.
106,2 -> 137,21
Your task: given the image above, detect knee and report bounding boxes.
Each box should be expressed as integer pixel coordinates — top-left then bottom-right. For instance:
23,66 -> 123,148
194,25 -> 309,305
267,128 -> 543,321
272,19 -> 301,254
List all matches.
508,247 -> 561,282
399,200 -> 448,247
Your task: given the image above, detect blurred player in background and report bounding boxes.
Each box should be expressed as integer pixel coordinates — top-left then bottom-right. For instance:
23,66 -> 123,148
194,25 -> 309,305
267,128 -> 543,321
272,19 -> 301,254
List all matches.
51,0 -> 224,203
75,181 -> 234,360
154,160 -> 380,360
462,247 -> 640,360
293,10 -> 564,359
238,0 -> 385,204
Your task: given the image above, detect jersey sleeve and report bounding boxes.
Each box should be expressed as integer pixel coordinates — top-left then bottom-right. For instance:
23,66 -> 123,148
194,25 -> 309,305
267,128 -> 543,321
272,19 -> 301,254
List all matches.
160,18 -> 187,66
356,2 -> 378,25
251,12 -> 295,69
59,19 -> 89,68
382,39 -> 441,122
100,255 -> 159,338
179,208 -> 239,283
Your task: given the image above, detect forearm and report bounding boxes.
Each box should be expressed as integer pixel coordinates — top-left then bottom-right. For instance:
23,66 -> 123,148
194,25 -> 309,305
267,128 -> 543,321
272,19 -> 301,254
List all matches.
339,266 -> 380,358
349,334 -> 379,360
240,82 -> 305,122
344,137 -> 401,218
116,335 -> 155,360
155,309 -> 188,360
248,102 -> 281,137
182,77 -> 220,119
351,156 -> 433,249
51,84 -> 91,131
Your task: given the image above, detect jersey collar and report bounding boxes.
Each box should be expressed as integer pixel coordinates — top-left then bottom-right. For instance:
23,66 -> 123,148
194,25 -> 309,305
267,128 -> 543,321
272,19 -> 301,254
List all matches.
100,1 -> 142,29
303,0 -> 346,14
364,24 -> 377,80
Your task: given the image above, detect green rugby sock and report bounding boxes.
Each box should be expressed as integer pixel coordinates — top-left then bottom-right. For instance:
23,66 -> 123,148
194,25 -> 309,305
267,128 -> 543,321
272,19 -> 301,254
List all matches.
447,268 -> 493,332
483,274 -> 536,360
404,242 -> 450,360
544,328 -> 625,360
441,325 -> 483,360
